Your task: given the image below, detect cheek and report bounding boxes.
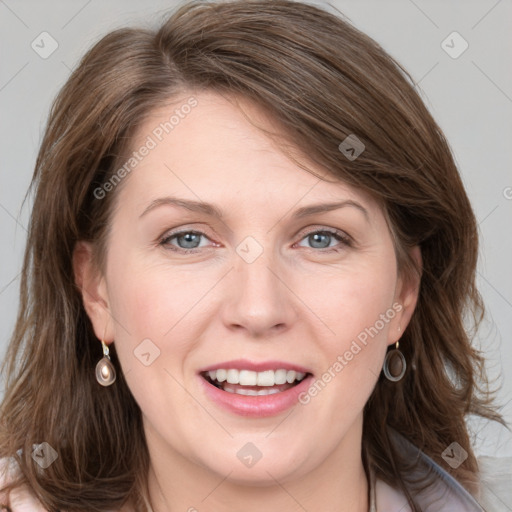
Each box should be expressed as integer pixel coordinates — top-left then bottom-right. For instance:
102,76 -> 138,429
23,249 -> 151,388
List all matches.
298,268 -> 397,415
108,247 -> 185,329
105,251 -> 220,364
307,260 -> 398,345
104,254 -> 206,415
300,253 -> 399,406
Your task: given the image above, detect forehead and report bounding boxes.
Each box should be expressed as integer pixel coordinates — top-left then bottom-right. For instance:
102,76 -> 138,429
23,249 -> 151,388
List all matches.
117,91 -> 379,217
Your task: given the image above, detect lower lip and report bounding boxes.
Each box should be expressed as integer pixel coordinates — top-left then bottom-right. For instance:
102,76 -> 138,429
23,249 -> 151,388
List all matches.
198,374 -> 314,417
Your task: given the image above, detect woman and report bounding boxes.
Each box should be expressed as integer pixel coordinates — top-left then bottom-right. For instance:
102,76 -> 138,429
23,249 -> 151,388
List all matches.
0,1 -> 510,510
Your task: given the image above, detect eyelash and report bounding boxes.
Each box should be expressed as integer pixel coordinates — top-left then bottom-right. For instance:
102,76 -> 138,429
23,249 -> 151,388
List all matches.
158,227 -> 352,254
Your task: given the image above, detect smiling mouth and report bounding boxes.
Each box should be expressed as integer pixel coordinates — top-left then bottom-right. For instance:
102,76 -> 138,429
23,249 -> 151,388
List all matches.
201,368 -> 311,396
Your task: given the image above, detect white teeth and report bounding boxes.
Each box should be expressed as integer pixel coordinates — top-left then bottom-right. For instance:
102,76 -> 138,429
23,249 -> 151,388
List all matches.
274,369 -> 287,385
286,370 -> 296,383
224,386 -> 283,396
257,370 -> 275,386
205,368 -> 308,386
226,369 -> 239,384
239,370 -> 257,386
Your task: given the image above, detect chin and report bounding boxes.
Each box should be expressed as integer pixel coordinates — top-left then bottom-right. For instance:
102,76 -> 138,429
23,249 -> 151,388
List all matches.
198,446 -> 310,486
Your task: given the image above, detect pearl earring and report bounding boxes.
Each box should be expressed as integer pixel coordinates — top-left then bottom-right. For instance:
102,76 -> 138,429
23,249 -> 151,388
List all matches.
95,340 -> 116,386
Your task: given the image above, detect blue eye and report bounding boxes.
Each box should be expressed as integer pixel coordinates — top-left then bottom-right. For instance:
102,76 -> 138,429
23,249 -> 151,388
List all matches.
159,230 -> 208,253
296,229 -> 350,251
159,228 -> 351,254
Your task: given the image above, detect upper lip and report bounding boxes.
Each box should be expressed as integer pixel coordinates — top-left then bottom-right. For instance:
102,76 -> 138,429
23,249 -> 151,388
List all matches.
198,359 -> 312,374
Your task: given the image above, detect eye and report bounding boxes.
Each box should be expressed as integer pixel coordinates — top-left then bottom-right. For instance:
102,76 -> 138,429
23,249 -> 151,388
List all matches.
158,227 -> 352,254
159,230 -> 212,253
295,228 -> 352,252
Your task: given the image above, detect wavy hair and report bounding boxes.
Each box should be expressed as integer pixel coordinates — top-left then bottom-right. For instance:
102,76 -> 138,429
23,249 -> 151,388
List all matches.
0,1 -> 504,510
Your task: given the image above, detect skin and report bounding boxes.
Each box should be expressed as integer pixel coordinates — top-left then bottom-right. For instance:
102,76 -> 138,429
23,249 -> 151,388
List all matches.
74,91 -> 420,512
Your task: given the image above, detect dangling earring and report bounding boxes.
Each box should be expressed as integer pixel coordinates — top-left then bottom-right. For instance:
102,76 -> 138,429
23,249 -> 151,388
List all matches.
383,340 -> 406,382
95,340 -> 116,386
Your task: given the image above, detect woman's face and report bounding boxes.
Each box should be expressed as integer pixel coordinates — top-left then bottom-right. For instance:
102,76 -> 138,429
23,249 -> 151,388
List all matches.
77,91 -> 418,485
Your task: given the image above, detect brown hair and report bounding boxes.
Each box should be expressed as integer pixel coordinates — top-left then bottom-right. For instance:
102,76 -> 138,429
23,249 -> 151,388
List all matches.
0,1 -> 505,510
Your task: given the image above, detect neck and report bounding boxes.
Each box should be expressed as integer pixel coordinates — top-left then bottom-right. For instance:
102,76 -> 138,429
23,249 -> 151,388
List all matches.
145,417 -> 369,512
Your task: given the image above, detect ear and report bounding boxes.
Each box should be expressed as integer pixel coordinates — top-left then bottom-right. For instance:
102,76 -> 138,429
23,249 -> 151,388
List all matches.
388,245 -> 422,345
73,241 -> 115,343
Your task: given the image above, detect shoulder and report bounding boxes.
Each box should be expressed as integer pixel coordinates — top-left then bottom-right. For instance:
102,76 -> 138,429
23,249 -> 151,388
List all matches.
1,457 -> 135,512
382,429 -> 512,512
477,455 -> 512,511
375,478 -> 413,511
375,474 -> 485,512
0,456 -> 47,512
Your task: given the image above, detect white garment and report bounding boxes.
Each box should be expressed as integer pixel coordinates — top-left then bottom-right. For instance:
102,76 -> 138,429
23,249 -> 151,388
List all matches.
371,458 -> 512,511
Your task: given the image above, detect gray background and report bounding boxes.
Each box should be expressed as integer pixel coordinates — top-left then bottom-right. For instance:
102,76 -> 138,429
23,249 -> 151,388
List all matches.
1,0 -> 511,457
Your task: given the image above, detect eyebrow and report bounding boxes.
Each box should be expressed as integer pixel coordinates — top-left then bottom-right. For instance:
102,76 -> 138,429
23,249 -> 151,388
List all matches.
139,196 -> 369,222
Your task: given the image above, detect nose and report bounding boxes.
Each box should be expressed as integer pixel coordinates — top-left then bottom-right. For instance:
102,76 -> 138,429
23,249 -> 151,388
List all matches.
221,244 -> 297,339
